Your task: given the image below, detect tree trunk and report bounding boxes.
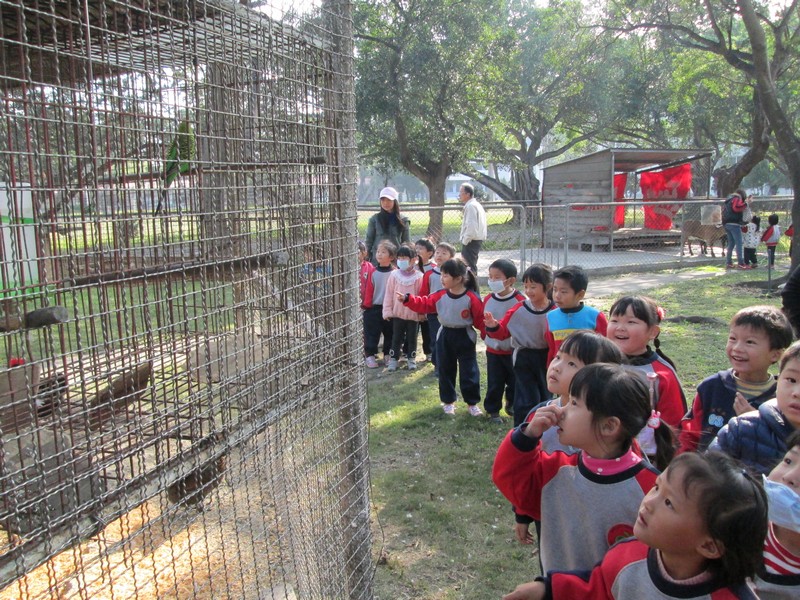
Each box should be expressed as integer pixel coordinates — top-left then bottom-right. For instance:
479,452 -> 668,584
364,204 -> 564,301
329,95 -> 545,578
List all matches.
424,171 -> 449,241
472,171 -> 513,201
471,166 -> 541,225
738,0 -> 800,271
512,168 -> 540,204
394,114 -> 451,242
790,182 -> 800,271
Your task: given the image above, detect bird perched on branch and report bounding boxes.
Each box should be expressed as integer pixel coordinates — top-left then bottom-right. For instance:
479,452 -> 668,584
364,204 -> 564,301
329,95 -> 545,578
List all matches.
153,117 -> 196,215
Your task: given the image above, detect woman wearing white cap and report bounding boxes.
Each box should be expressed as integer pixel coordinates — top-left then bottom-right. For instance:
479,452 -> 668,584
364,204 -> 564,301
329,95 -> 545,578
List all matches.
365,186 -> 411,265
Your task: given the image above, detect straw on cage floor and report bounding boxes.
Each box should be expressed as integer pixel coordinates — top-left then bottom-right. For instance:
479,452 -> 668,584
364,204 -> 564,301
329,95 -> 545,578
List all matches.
0,443 -> 304,599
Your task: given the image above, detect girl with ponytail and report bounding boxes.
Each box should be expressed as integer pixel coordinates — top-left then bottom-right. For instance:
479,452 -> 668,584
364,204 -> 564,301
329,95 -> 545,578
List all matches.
493,363 -> 672,574
607,295 -> 683,468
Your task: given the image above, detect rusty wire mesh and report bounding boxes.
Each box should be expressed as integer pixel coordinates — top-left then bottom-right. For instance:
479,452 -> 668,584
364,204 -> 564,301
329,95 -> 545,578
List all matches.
0,1 -> 370,598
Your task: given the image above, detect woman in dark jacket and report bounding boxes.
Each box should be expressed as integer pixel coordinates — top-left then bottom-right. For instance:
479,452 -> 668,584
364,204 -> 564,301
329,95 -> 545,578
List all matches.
365,186 -> 410,264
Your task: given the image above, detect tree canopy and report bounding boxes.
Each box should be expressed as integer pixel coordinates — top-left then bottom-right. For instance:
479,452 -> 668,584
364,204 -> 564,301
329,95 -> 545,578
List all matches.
355,0 -> 800,265
355,0 -> 509,235
469,1 -> 671,204
600,0 -> 800,265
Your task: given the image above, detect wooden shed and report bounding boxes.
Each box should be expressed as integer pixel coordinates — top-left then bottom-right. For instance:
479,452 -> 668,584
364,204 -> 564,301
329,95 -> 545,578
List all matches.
541,148 -> 713,250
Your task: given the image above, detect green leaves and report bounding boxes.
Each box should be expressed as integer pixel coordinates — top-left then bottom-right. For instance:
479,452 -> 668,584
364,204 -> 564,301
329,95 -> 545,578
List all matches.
356,0 -> 508,185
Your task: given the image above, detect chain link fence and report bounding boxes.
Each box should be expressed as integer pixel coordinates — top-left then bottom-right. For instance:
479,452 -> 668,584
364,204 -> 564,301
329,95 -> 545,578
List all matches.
0,1 -> 371,598
364,197 -> 794,280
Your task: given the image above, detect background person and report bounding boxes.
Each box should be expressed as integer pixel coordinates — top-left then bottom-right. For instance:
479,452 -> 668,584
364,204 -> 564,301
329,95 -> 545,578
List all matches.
721,189 -> 752,269
382,244 -> 424,371
365,186 -> 410,264
743,214 -> 762,268
458,183 -> 487,277
761,213 -> 782,267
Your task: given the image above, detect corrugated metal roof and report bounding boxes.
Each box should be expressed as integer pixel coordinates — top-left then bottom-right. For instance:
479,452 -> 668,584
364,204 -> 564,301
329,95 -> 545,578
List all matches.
544,148 -> 713,173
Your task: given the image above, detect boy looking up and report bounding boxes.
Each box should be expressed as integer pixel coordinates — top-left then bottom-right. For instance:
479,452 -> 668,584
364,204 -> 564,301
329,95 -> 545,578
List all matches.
710,341 -> 800,475
679,305 -> 793,453
544,265 -> 607,365
482,259 -> 524,423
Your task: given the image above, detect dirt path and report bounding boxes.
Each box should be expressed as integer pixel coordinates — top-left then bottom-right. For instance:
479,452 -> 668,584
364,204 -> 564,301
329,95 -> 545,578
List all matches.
586,269 -> 724,299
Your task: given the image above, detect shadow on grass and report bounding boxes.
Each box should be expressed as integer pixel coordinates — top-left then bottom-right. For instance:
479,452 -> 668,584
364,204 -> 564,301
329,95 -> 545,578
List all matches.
366,358 -> 535,600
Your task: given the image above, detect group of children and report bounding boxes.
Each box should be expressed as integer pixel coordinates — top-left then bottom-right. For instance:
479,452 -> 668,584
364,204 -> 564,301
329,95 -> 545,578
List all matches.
742,212 -> 787,268
496,313 -> 799,599
359,239 -> 800,599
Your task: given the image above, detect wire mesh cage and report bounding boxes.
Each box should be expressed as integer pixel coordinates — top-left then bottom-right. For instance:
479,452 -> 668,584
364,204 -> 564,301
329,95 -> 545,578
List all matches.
0,1 -> 370,598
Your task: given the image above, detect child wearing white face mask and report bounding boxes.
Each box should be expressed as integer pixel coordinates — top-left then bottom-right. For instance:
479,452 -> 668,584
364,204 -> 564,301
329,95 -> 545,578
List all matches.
383,243 -> 424,371
755,429 -> 800,599
481,259 -> 524,422
485,264 -> 555,426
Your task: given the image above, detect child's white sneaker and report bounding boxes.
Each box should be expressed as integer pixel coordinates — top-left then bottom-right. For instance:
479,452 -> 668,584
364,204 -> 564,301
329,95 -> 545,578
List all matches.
407,359 -> 417,370
442,403 -> 455,415
387,359 -> 398,372
467,405 -> 483,417
364,356 -> 378,369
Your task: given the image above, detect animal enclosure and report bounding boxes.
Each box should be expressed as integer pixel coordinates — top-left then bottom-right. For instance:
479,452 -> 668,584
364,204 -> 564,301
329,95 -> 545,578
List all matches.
541,149 -> 713,251
0,1 -> 370,598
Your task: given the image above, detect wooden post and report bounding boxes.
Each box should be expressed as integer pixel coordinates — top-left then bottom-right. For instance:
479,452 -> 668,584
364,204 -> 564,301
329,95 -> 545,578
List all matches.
324,1 -> 373,598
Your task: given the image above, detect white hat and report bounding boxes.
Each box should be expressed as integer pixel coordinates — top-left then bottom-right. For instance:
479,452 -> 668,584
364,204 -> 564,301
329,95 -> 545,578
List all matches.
379,186 -> 399,201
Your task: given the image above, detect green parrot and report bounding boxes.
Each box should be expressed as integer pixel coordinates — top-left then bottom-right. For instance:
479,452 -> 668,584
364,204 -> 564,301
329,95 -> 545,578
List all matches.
154,118 -> 196,215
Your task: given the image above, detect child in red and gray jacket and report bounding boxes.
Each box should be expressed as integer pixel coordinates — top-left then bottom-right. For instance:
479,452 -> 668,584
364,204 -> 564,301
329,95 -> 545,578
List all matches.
481,259 -> 524,422
363,241 -> 396,368
761,213 -> 782,267
400,258 -> 485,416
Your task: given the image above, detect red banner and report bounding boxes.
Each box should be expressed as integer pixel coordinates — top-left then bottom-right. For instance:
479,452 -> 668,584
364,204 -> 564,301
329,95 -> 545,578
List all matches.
613,173 -> 628,228
639,163 -> 692,230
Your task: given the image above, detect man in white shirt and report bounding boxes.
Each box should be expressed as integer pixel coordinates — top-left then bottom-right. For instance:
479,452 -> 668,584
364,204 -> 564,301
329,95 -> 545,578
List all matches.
458,183 -> 487,276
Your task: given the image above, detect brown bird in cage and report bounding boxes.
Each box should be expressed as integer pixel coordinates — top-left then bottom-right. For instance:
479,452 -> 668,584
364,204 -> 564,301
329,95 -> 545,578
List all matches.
166,455 -> 227,509
34,373 -> 68,418
87,362 -> 152,430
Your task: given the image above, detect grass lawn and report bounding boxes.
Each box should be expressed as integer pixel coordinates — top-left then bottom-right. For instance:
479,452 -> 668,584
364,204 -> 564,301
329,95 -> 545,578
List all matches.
366,265 -> 786,600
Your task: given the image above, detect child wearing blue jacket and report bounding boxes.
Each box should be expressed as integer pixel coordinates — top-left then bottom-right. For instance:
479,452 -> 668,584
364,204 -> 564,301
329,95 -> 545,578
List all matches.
710,340 -> 800,475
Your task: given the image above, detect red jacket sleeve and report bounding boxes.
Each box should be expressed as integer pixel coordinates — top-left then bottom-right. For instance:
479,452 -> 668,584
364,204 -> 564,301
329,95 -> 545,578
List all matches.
678,392 -> 704,454
546,540 -> 647,600
485,301 -> 523,341
492,427 -> 571,520
360,262 -> 376,309
403,290 -> 446,314
545,319 -> 556,366
419,270 -> 433,296
547,564 -> 614,600
594,311 -> 608,337
469,292 -> 485,336
652,366 -> 687,429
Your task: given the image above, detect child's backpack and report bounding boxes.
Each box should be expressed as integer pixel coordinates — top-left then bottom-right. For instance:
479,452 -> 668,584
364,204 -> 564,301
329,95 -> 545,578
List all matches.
721,195 -> 745,224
